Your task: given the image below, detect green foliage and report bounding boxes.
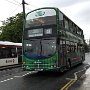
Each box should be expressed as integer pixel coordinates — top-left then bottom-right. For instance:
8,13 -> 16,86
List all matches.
0,13 -> 23,43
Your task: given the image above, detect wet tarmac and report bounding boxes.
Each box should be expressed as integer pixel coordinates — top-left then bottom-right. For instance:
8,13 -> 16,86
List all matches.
69,66 -> 90,90
0,63 -> 89,90
0,53 -> 90,90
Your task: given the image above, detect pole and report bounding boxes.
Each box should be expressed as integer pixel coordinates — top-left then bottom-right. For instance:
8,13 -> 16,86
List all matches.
22,0 -> 26,21
22,0 -> 26,30
22,0 -> 26,67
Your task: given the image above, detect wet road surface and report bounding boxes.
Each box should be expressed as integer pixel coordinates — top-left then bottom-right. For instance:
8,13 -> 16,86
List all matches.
68,67 -> 90,90
0,53 -> 90,90
68,53 -> 90,90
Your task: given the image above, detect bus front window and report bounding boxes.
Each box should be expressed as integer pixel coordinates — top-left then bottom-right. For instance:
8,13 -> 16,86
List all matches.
42,39 -> 56,57
24,38 -> 56,59
24,39 -> 41,59
25,9 -> 56,28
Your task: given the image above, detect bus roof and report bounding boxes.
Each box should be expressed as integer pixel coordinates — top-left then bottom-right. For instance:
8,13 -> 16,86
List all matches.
27,7 -> 58,14
0,41 -> 22,46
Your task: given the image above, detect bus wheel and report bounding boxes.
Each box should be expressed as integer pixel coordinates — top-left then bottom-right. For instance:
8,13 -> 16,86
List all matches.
66,59 -> 71,69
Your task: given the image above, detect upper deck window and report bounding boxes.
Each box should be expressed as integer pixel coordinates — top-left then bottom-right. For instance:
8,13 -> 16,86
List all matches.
25,9 -> 56,28
64,19 -> 69,29
59,12 -> 63,26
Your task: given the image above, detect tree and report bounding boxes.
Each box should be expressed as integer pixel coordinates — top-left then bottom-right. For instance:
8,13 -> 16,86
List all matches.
0,13 -> 23,43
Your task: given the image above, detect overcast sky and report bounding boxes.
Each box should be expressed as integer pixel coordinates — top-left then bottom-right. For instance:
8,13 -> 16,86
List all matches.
0,0 -> 90,41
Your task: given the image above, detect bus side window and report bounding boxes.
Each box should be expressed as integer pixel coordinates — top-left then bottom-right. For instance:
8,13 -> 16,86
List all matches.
60,40 -> 62,53
5,48 -> 14,58
60,39 -> 64,54
77,44 -> 81,52
0,49 -> 3,58
59,12 -> 63,27
79,45 -> 83,52
74,43 -> 76,52
11,48 -> 17,57
57,38 -> 60,45
70,42 -> 73,52
60,39 -> 66,56
66,41 -> 70,53
2,48 -> 9,58
62,40 -> 66,53
0,52 -> 2,58
71,42 -> 75,52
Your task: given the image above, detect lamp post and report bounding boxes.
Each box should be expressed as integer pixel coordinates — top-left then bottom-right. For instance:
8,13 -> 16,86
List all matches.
22,0 -> 28,35
22,0 -> 26,21
22,0 -> 26,32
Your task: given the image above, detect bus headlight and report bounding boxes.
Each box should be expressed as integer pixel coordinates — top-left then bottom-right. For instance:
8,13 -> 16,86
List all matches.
26,66 -> 29,68
23,62 -> 25,64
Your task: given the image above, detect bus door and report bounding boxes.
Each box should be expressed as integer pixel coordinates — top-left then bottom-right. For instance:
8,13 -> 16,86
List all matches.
59,40 -> 66,66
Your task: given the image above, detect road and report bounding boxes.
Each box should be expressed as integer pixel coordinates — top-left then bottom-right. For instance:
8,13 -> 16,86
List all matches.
0,53 -> 90,90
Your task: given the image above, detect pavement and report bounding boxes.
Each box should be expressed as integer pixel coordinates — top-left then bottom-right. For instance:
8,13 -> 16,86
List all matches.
69,66 -> 90,90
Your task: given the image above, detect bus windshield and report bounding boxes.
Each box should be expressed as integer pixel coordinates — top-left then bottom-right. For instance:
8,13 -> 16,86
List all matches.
25,9 -> 56,28
24,38 -> 56,59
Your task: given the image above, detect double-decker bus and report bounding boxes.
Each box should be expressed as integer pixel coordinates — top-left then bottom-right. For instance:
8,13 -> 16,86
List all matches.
23,7 -> 85,71
0,41 -> 22,69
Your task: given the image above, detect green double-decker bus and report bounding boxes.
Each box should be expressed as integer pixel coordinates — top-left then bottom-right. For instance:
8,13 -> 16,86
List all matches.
23,7 -> 85,71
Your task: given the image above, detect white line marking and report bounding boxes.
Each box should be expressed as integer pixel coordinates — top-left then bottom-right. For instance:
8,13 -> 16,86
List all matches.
14,72 -> 31,78
0,71 -> 37,83
0,78 -> 13,83
74,64 -> 90,79
14,71 -> 37,78
66,64 -> 90,80
14,76 -> 22,78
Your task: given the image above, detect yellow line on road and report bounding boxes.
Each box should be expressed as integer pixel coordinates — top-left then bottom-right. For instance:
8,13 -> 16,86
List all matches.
60,79 -> 77,90
65,80 -> 76,90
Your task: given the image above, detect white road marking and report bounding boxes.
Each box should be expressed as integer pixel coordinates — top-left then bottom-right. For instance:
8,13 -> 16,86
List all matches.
14,72 -> 31,78
14,76 -> 22,78
14,71 -> 37,78
66,64 -> 90,80
74,64 -> 90,79
0,78 -> 13,83
0,71 -> 37,83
